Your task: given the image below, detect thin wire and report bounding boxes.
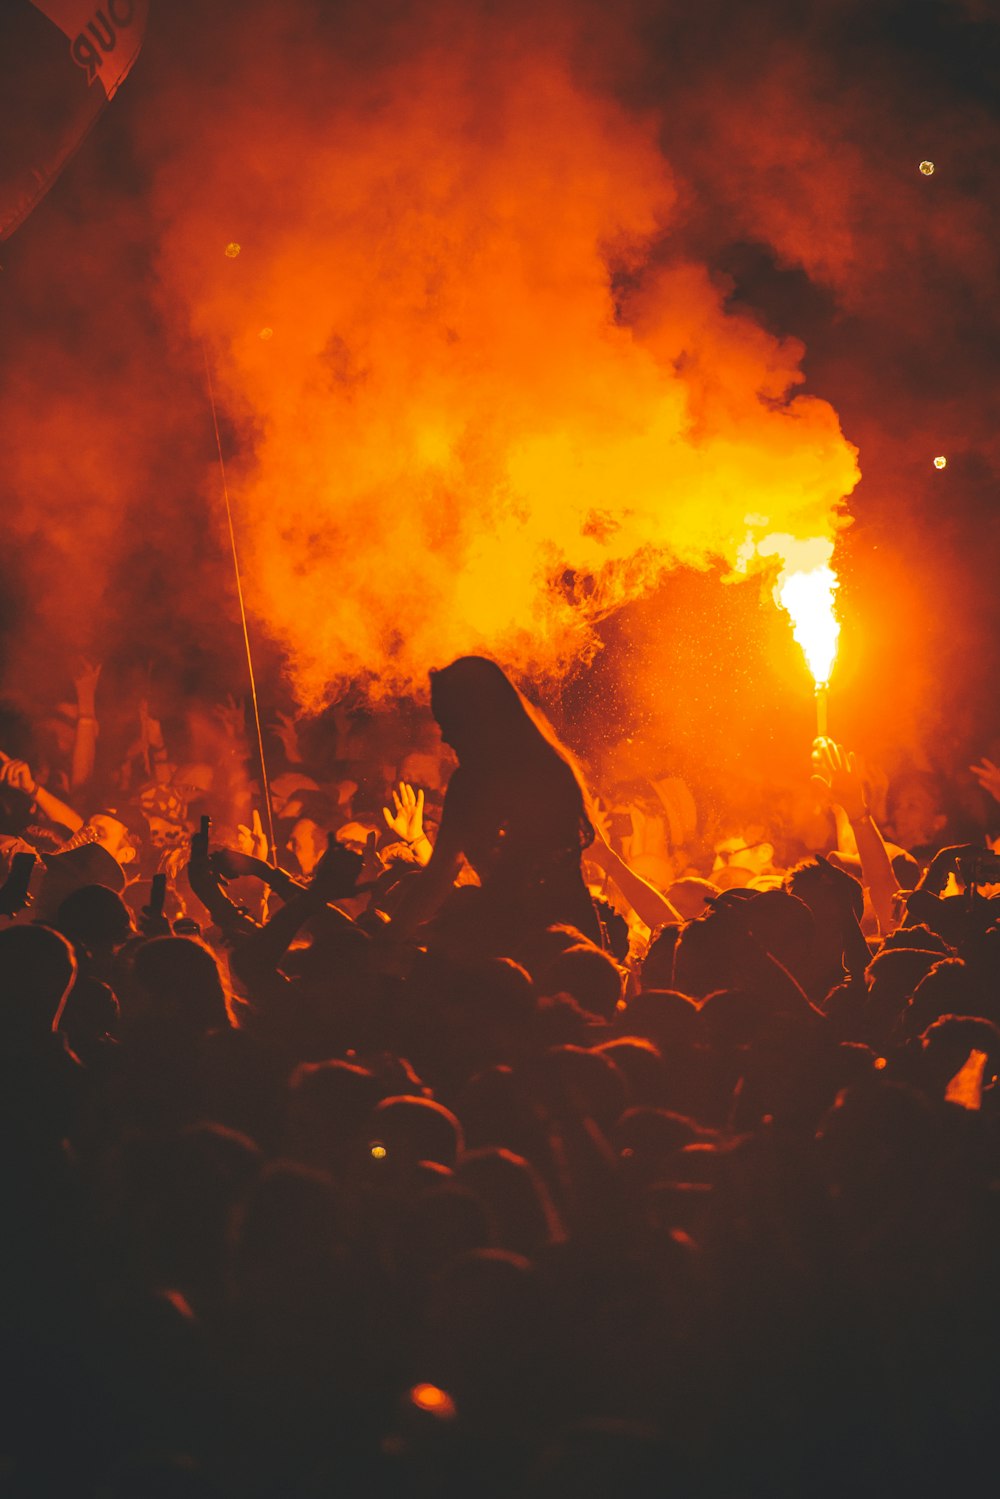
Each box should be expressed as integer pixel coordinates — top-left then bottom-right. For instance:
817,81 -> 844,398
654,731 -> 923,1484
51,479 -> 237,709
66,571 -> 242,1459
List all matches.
202,343 -> 277,865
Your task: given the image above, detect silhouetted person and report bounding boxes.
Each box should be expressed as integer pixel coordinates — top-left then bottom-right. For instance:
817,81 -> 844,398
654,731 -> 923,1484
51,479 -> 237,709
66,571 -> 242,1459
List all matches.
393,657 -> 602,949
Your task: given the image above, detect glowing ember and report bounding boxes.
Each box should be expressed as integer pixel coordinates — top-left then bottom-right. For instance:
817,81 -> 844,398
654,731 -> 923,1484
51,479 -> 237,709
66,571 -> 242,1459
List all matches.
409,1384 -> 457,1418
370,1142 -> 387,1160
224,241 -> 241,258
919,160 -> 935,176
770,537 -> 840,689
933,455 -> 947,469
259,327 -> 273,340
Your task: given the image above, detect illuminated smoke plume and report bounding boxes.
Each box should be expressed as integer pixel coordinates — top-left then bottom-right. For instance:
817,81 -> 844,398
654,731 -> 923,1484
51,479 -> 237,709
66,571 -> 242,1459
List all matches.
142,0 -> 858,707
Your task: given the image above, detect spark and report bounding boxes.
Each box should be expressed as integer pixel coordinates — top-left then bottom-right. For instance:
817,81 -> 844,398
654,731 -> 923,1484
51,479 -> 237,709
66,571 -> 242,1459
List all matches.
919,160 -> 935,176
370,1143 -> 387,1159
259,327 -> 273,340
225,242 -> 241,258
933,455 -> 947,469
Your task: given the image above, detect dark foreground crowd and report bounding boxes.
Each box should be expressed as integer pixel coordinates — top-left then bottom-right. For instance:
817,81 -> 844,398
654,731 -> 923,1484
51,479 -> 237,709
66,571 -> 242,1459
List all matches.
1,655 -> 1000,1498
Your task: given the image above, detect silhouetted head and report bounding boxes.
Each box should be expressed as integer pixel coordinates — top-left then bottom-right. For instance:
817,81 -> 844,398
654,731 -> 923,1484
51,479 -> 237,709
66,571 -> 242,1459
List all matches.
430,656 -> 529,760
54,883 -> 133,955
0,924 -> 77,1043
539,942 -> 625,1021
369,1094 -> 464,1171
458,1147 -> 564,1255
130,936 -> 232,1033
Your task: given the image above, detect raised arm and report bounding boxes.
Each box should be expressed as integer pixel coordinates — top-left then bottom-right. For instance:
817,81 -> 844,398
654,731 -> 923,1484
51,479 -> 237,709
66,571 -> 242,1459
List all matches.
388,770 -> 466,937
586,826 -> 681,930
0,752 -> 84,835
228,838 -> 363,991
811,736 -> 898,937
70,659 -> 101,792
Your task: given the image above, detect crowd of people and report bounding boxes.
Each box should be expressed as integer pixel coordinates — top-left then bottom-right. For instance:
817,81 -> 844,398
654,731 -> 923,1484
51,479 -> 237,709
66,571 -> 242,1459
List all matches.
1,653 -> 999,1497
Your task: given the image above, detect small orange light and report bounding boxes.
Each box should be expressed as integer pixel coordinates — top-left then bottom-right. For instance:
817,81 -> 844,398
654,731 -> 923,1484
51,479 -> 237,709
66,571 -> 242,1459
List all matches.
370,1143 -> 387,1160
225,242 -> 241,258
409,1383 -> 456,1418
259,327 -> 273,340
933,455 -> 947,469
919,160 -> 935,176
874,1056 -> 887,1070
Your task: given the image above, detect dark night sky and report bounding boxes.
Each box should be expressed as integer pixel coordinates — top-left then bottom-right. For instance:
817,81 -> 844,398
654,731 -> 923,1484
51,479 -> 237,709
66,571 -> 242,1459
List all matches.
1,0 -> 998,788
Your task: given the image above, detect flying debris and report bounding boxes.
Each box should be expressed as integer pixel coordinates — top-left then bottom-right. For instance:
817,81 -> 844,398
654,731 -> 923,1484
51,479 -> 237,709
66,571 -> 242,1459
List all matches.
933,455 -> 947,469
919,160 -> 935,175
0,0 -> 149,242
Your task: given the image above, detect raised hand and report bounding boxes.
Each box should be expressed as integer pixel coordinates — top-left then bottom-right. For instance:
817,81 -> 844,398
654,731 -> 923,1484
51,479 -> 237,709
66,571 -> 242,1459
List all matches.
271,710 -> 304,764
811,737 -> 868,822
213,695 -> 247,743
383,781 -> 425,845
0,751 -> 38,798
0,851 -> 36,918
970,757 -> 1000,806
359,830 -> 383,884
236,808 -> 269,862
189,815 -> 211,873
73,658 -> 101,713
139,873 -> 171,938
138,698 -> 165,753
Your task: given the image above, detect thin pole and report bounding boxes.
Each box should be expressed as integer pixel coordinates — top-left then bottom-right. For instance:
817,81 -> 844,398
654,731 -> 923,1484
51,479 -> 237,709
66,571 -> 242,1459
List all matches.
202,343 -> 277,865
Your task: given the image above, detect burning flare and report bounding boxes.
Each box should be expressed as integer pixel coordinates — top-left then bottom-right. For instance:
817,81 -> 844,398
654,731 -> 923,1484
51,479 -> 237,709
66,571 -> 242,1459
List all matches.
754,534 -> 841,689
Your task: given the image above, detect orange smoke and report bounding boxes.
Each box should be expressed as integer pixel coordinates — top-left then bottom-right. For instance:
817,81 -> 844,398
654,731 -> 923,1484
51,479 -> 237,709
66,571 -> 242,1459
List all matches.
136,1 -> 859,707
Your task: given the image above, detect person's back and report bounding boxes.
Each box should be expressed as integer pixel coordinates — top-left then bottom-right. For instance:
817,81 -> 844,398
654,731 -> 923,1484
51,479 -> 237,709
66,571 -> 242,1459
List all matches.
0,925 -> 83,1153
397,657 -> 602,948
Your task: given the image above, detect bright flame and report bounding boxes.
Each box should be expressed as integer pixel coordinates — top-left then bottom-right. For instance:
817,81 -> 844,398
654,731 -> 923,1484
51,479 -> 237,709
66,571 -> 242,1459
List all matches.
758,534 -> 840,688
933,455 -> 947,469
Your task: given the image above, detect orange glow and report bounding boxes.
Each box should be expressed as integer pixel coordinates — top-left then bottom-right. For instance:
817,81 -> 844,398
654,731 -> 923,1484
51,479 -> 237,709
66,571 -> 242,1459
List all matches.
409,1383 -> 457,1418
150,18 -> 859,706
370,1143 -> 387,1160
919,160 -> 935,176
933,455 -> 947,469
224,242 -> 241,258
944,1048 -> 987,1111
765,536 -> 840,689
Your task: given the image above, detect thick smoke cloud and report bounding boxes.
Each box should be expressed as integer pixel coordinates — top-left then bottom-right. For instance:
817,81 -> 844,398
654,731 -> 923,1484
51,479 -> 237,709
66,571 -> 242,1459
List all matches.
0,0 -> 996,761
135,0 -> 857,706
